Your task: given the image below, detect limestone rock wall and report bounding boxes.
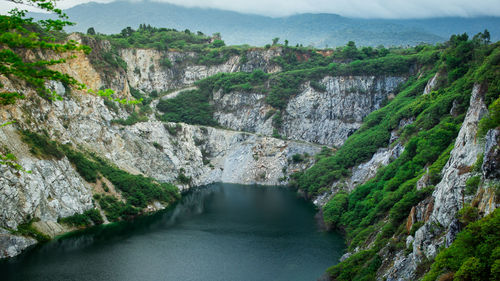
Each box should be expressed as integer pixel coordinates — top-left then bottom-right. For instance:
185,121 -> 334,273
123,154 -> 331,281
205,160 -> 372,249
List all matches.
381,84 -> 497,281
213,76 -> 406,147
120,47 -> 282,93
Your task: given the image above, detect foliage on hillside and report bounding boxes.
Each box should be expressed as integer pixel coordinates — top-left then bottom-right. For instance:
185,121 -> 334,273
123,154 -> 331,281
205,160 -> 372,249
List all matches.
423,209 -> 500,281
0,1 -> 90,105
19,131 -> 180,222
0,1 -> 141,172
91,24 -> 251,67
306,34 -> 499,281
95,24 -> 213,51
58,209 -> 103,227
157,89 -> 216,126
155,43 -> 440,126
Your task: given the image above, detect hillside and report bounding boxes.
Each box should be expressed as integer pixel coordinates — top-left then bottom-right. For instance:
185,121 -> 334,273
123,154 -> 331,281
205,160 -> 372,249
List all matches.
29,1 -> 500,47
1,12 -> 499,281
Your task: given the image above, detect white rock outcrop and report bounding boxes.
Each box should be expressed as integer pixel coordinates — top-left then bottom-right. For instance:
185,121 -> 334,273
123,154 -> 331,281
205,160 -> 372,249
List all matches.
382,84 -> 489,281
213,76 -> 406,147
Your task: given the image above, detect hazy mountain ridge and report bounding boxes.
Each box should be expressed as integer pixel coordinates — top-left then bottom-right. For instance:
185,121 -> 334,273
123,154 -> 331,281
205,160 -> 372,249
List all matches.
30,1 -> 500,47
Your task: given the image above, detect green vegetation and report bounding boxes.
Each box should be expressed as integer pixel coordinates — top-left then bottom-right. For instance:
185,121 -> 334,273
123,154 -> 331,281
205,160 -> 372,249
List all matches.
323,191 -> 348,227
109,87 -> 156,126
0,1 -> 141,170
295,34 -> 497,197
478,96 -> 500,137
291,153 -> 305,163
0,0 -> 91,171
111,111 -> 148,125
157,89 -> 216,126
465,176 -> 481,195
58,209 -> 104,227
97,24 -> 213,51
20,130 -> 65,160
91,24 -> 252,68
96,195 -> 138,222
151,41 -> 440,127
177,168 -> 192,184
15,219 -> 50,242
0,0 -> 90,105
164,123 -> 182,135
156,69 -> 268,125
457,204 -> 480,226
69,149 -> 180,211
292,33 -> 500,280
423,209 -> 499,281
20,131 -> 180,222
160,57 -> 172,68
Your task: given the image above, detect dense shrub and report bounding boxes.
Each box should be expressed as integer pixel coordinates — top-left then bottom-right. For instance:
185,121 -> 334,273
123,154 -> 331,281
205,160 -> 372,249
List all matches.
62,147 -> 99,182
20,132 -> 180,222
423,209 -> 499,281
316,36 -> 500,280
323,191 -> 348,227
291,153 -> 304,163
478,97 -> 500,137
111,111 -> 148,125
465,176 -> 481,195
15,219 -> 50,242
157,90 -> 216,126
20,130 -> 64,160
95,24 -> 213,51
96,195 -> 137,221
59,209 -> 104,227
160,57 -> 172,68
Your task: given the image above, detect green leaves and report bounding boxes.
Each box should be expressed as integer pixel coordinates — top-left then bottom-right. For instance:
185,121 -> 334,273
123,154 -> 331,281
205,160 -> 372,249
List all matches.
0,1 -> 91,104
478,96 -> 500,137
423,209 -> 500,281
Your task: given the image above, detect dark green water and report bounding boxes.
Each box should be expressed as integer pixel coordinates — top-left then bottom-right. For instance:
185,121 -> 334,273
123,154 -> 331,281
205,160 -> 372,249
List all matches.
1,183 -> 344,281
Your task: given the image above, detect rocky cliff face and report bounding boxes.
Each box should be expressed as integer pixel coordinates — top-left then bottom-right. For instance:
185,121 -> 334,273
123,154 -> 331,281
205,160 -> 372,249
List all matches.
0,37 -> 408,259
120,47 -> 282,93
0,69 -> 318,257
213,76 -> 406,147
313,143 -> 405,206
379,84 -> 497,281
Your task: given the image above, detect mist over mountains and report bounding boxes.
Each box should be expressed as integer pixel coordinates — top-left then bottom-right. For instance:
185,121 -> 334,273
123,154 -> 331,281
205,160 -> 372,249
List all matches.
33,1 -> 500,47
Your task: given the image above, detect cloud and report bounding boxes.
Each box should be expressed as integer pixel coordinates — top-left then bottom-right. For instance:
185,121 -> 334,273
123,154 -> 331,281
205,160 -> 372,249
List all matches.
0,0 -> 114,14
150,0 -> 500,18
1,0 -> 500,18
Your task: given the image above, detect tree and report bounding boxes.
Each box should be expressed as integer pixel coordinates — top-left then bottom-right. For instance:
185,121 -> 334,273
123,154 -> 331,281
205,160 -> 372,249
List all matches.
343,41 -> 361,59
0,0 -> 138,170
1,0 -> 89,105
483,29 -> 491,43
284,39 -> 289,47
272,37 -> 280,46
211,39 -> 225,48
212,32 -> 221,40
87,27 -> 96,35
120,26 -> 134,37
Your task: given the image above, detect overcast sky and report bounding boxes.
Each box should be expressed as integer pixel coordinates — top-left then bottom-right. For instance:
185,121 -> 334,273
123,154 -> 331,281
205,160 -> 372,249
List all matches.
1,0 -> 500,18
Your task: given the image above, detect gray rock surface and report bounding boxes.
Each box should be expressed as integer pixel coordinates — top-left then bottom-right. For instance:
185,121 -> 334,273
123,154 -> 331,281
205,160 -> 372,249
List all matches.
423,72 -> 441,95
121,48 -> 282,93
213,76 -> 406,147
283,76 -> 405,146
0,229 -> 37,259
0,126 -> 94,230
314,143 -> 404,206
381,84 -> 489,281
482,128 -> 500,179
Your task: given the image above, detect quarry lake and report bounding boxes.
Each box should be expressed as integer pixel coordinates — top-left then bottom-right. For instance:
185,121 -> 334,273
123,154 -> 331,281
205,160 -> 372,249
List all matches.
1,183 -> 344,281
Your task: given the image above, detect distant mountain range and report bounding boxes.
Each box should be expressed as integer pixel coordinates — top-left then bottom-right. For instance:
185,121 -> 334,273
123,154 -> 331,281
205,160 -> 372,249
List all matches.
31,1 -> 500,47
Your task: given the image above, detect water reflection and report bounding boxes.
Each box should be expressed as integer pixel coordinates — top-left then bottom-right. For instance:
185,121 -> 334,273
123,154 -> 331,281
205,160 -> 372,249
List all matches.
1,183 -> 344,281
